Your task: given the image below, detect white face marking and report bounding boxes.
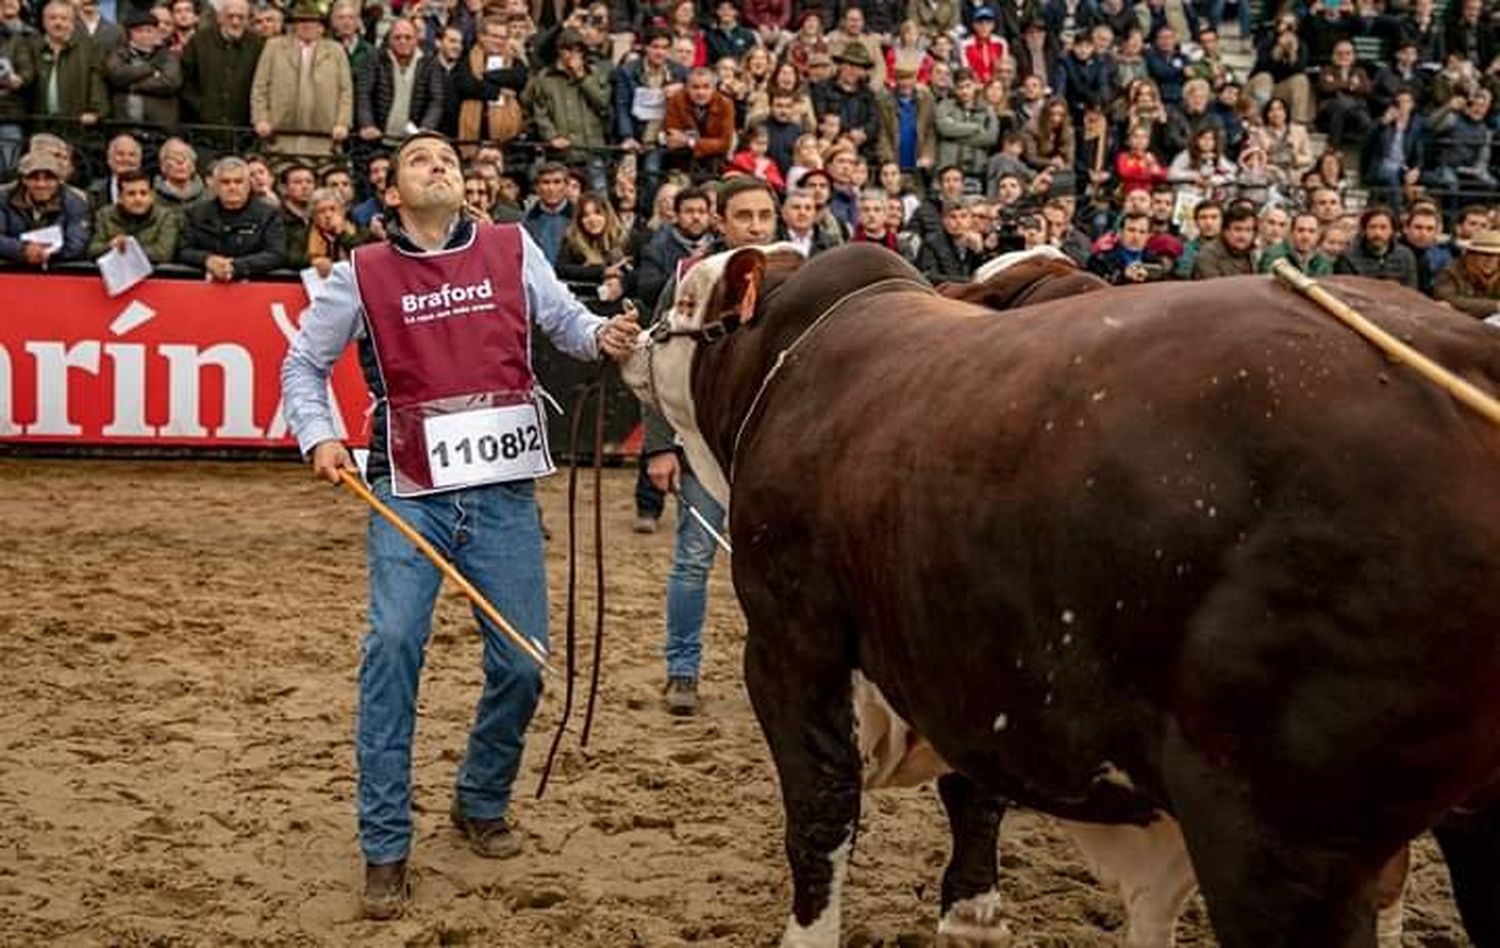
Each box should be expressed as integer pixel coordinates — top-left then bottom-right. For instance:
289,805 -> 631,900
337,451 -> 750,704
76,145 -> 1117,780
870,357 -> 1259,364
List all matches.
779,835 -> 850,948
936,889 -> 1010,941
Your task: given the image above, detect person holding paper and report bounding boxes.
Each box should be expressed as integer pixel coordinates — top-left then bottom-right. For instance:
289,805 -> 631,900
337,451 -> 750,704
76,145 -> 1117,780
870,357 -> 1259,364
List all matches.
87,168 -> 178,264
0,148 -> 89,266
280,131 -> 640,921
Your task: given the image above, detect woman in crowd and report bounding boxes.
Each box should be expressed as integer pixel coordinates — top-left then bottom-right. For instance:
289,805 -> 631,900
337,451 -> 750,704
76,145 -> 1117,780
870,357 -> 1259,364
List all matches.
745,60 -> 816,130
784,10 -> 826,75
885,19 -> 928,85
306,188 -> 371,279
878,161 -> 921,224
557,192 -> 632,313
666,0 -> 706,67
1025,97 -> 1075,172
1252,97 -> 1314,189
1314,149 -> 1350,197
1114,122 -> 1168,196
1168,126 -> 1236,202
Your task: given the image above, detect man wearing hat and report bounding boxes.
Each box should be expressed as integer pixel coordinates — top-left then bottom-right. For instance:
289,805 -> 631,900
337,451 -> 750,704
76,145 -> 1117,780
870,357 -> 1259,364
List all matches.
105,8 -> 182,129
810,40 -> 881,158
1435,231 -> 1500,319
876,61 -> 936,172
250,0 -> 353,158
0,149 -> 91,266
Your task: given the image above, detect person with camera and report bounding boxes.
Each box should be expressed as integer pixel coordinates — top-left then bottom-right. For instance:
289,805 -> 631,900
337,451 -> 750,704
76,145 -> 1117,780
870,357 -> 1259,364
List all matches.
1089,210 -> 1169,284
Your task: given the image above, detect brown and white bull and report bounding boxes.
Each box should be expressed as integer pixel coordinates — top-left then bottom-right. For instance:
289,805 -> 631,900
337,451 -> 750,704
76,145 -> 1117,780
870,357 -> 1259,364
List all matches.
620,241 -> 1500,947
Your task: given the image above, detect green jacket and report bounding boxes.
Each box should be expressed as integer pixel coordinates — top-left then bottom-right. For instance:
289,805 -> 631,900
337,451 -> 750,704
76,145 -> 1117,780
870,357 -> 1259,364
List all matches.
1257,241 -> 1334,276
29,33 -> 108,118
281,206 -> 311,270
934,98 -> 998,176
180,27 -> 263,126
87,202 -> 181,264
526,65 -> 610,163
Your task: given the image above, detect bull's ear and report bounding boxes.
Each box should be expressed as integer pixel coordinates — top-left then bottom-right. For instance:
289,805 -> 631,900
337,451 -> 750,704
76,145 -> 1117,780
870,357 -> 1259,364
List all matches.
721,247 -> 767,327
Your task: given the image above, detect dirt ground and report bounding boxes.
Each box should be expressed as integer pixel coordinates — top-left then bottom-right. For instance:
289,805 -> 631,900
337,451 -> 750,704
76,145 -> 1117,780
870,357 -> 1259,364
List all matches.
0,459 -> 1472,947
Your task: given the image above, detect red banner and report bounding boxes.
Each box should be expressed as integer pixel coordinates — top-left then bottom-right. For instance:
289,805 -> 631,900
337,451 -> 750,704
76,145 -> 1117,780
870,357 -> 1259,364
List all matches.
0,274 -> 370,448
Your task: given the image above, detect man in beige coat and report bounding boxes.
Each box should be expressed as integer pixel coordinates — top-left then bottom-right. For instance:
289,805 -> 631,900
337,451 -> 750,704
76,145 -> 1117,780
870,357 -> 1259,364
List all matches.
250,0 -> 352,159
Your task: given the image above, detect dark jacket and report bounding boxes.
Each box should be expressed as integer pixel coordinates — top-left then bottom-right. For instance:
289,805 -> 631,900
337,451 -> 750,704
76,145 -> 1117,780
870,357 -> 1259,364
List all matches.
1145,46 -> 1188,107
180,27 -> 264,126
356,47 -> 445,134
1060,51 -> 1112,114
104,42 -> 182,129
811,78 -> 881,157
1335,238 -> 1418,288
87,202 -> 180,263
177,198 -> 287,277
420,56 -> 461,136
704,22 -> 756,63
635,224 -> 713,311
916,229 -> 979,283
0,181 -> 90,263
281,205 -> 312,270
1087,243 -> 1164,285
0,26 -> 36,121
29,33 -> 108,118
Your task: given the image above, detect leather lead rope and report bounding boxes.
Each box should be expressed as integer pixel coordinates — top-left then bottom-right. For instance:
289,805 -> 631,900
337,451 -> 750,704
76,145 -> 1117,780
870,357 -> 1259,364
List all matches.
535,371 -> 610,798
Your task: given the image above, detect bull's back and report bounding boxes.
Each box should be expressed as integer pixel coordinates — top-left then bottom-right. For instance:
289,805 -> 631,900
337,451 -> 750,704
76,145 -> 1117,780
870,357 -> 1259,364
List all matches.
730,277 -> 1500,823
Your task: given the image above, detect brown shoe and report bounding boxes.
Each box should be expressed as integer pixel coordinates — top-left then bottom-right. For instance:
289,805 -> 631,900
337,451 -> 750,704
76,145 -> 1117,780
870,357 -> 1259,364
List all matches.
665,676 -> 699,716
362,858 -> 410,921
450,801 -> 523,859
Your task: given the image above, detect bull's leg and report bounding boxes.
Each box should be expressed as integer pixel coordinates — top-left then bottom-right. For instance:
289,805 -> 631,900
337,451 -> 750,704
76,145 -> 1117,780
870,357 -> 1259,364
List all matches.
1433,803 -> 1500,947
1063,817 -> 1195,948
744,629 -> 861,948
935,773 -> 1010,946
1163,724 -> 1387,948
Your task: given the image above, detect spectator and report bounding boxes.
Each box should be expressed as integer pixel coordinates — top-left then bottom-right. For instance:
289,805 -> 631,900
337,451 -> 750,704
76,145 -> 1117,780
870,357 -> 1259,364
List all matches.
86,167 -> 179,263
704,0 -> 755,64
1062,28 -> 1112,120
1191,202 -> 1257,278
1145,25 -> 1187,108
1434,229 -> 1500,319
521,161 -> 574,265
1258,204 -> 1291,251
153,137 -> 204,210
1187,27 -> 1238,90
1444,0 -> 1494,68
743,0 -> 793,49
250,0 -> 354,159
1401,203 -> 1454,296
1088,209 -> 1164,283
72,0 -> 121,57
663,66 -> 736,177
356,17 -> 445,144
935,68 -> 999,186
0,149 -> 89,266
163,0 -> 197,56
775,186 -> 832,256
1173,198 -> 1221,277
1315,40 -> 1374,150
664,0 -> 707,69
1336,206 -> 1419,288
1164,77 -> 1222,159
1252,97 -> 1314,189
1399,0 -> 1444,68
423,26 -> 465,137
31,0 -> 108,127
455,15 -> 528,150
279,162 -> 316,269
180,0 -> 263,130
252,4 -> 284,40
913,0 -> 961,36
826,6 -> 886,89
178,156 -> 286,280
614,28 -> 686,158
306,187 -> 370,278
852,187 -> 897,250
1013,18 -> 1063,94
1308,185 -> 1344,225
0,0 -> 34,176
727,122 -> 788,193
1025,97 -> 1075,172
1246,13 -> 1312,125
876,63 -> 936,172
557,192 -> 632,310
1114,124 -> 1167,196
1167,126 -> 1234,201
996,0 -> 1044,47
797,167 -> 848,246
87,132 -> 141,209
1259,211 -> 1333,275
527,28 -> 610,191
917,198 -> 983,281
321,166 -> 355,207
812,42 -> 881,158
635,184 -> 713,309
105,8 -> 182,130
245,153 -> 279,208
328,0 -> 374,77
1371,40 -> 1428,115
1427,86 -> 1497,197
1453,204 -> 1492,244
1319,220 -> 1353,260
910,163 -> 968,240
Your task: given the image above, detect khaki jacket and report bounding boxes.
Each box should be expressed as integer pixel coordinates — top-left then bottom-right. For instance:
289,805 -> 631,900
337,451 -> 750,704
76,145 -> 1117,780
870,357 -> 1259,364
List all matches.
250,36 -> 353,155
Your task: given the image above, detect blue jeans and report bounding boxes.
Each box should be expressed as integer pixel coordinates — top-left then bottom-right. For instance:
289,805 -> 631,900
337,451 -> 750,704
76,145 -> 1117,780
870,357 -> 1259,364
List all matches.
664,471 -> 723,679
358,477 -> 549,865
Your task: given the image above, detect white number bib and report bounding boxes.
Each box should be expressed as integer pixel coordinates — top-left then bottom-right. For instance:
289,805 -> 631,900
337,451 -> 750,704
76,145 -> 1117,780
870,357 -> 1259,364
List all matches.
424,403 -> 548,489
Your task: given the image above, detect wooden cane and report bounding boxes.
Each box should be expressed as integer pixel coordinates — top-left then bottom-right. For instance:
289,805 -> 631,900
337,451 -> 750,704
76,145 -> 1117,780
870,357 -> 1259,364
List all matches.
1271,259 -> 1500,428
337,469 -> 554,674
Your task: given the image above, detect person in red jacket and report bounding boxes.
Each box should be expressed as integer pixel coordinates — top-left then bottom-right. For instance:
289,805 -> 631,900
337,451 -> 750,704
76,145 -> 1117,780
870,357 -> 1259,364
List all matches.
663,66 -> 736,177
727,122 -> 788,193
962,7 -> 1009,84
1113,123 -> 1168,196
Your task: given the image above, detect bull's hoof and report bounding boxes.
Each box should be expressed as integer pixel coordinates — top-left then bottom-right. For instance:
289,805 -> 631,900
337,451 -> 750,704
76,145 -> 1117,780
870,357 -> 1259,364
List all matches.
936,891 -> 1011,947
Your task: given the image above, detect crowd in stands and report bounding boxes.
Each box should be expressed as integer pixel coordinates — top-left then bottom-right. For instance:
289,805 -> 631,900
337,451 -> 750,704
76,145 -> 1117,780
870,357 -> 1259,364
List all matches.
0,0 -> 1498,315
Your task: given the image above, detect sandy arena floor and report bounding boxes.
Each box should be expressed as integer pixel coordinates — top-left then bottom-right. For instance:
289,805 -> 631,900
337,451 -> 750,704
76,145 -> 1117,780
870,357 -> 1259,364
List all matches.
0,459 -> 1471,947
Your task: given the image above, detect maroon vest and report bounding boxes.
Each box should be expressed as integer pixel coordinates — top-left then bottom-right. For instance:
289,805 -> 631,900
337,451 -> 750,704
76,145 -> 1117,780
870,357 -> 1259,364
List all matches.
353,224 -> 551,496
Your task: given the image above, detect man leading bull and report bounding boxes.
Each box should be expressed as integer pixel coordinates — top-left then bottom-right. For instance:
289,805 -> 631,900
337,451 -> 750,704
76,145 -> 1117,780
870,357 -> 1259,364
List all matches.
280,131 -> 639,919
641,175 -> 779,715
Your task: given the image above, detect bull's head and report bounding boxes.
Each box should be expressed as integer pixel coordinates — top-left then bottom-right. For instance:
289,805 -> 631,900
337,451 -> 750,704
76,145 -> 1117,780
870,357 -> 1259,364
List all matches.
621,243 -> 802,505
